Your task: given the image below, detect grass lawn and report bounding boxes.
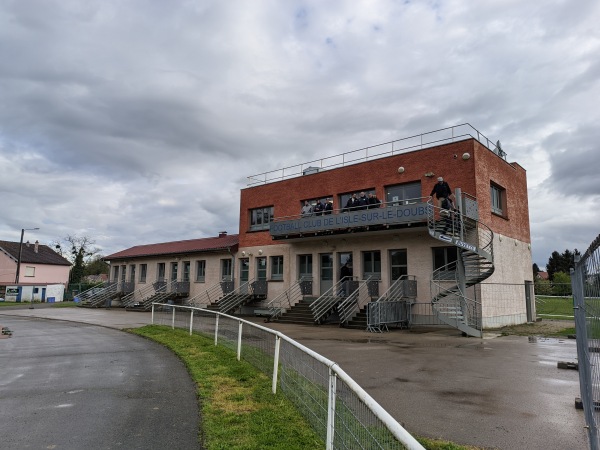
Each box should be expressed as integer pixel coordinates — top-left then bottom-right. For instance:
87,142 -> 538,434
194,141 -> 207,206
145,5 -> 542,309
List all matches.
535,295 -> 574,318
132,325 -> 482,450
0,300 -> 77,308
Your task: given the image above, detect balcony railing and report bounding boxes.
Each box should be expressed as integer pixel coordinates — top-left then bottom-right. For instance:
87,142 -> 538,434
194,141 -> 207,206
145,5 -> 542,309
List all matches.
270,198 -> 429,239
248,123 -> 505,186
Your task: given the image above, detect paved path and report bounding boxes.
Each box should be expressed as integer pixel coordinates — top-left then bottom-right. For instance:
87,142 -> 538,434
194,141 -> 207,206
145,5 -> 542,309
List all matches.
0,305 -> 589,449
0,308 -> 200,450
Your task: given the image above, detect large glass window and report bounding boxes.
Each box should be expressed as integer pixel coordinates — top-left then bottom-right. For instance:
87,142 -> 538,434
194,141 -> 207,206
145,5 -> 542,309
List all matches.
250,206 -> 274,231
170,262 -> 178,281
157,263 -> 166,282
196,260 -> 206,282
389,249 -> 408,280
256,257 -> 267,281
490,183 -> 505,216
362,251 -> 381,280
386,181 -> 422,206
339,189 -> 375,212
432,247 -> 458,279
298,254 -> 313,279
270,256 -> 284,281
139,264 -> 147,283
221,258 -> 232,280
182,261 -> 190,282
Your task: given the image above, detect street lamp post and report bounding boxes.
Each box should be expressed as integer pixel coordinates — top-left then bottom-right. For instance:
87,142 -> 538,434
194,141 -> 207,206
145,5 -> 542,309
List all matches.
14,227 -> 40,309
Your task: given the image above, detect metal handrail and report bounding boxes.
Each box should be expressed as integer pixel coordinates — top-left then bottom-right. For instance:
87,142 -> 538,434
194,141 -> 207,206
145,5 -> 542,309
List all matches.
186,280 -> 226,308
247,123 -> 505,186
121,281 -> 157,307
338,276 -> 373,325
310,276 -> 358,324
265,277 -> 309,321
218,278 -> 255,313
75,281 -> 116,302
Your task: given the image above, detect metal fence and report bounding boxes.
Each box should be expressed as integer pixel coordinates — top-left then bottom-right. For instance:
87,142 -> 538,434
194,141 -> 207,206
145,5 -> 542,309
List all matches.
152,304 -> 424,450
572,234 -> 600,450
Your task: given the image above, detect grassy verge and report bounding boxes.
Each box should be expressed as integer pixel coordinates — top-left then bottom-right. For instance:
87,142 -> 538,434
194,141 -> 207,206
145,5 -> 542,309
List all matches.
0,301 -> 77,308
132,325 -> 482,450
535,295 -> 574,317
132,325 -> 323,450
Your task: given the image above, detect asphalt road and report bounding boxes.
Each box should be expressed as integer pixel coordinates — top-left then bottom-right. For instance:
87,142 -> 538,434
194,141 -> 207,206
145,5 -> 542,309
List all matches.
0,306 -> 590,449
0,315 -> 200,450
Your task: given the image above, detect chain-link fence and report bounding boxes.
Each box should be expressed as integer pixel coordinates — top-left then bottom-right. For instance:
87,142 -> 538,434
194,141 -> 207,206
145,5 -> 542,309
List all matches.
572,234 -> 600,450
152,304 -> 424,450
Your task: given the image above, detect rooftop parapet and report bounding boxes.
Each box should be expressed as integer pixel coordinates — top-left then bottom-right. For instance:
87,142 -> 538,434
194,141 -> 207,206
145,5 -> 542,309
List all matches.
247,123 -> 505,186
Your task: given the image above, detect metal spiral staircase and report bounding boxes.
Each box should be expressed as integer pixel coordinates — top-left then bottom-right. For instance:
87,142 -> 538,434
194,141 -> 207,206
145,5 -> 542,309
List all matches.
427,195 -> 495,337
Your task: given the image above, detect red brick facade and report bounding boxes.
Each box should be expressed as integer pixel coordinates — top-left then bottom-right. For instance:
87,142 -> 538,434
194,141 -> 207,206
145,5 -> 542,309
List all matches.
239,138 -> 529,246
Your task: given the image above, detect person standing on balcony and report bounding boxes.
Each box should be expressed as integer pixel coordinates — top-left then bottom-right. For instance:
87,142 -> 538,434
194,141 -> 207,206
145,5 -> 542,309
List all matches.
345,194 -> 359,212
357,192 -> 369,210
313,199 -> 325,215
367,193 -> 381,209
324,198 -> 333,215
301,200 -> 313,217
430,177 -> 452,207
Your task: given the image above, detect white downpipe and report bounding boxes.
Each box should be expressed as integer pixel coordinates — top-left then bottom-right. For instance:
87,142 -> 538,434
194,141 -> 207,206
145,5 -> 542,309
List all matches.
326,367 -> 337,450
214,314 -> 219,346
189,310 -> 193,335
237,321 -> 243,361
272,336 -> 280,394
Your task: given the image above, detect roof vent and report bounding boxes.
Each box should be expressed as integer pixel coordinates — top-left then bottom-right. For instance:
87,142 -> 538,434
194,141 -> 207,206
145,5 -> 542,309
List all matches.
303,166 -> 320,176
34,240 -> 39,253
219,231 -> 227,238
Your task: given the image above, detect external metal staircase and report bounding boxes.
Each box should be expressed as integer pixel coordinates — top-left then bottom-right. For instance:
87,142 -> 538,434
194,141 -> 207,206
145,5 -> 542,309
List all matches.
213,278 -> 267,314
122,280 -> 179,311
265,277 -> 312,322
76,282 -> 117,308
310,277 -> 361,324
427,194 -> 495,337
337,276 -> 375,328
367,275 -> 417,332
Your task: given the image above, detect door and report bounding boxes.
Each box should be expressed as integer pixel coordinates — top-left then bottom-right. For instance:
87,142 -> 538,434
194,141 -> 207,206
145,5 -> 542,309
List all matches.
298,254 -> 313,295
319,253 -> 333,295
41,287 -> 46,302
239,258 -> 249,294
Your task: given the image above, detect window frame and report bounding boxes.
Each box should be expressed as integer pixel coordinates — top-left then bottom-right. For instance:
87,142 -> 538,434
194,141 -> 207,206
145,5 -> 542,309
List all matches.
385,181 -> 422,206
270,256 -> 284,281
256,257 -> 267,281
24,266 -> 35,277
432,246 -> 458,280
195,260 -> 206,282
139,264 -> 147,283
182,261 -> 191,283
389,249 -> 408,281
362,250 -> 381,280
490,182 -> 506,217
249,206 -> 275,231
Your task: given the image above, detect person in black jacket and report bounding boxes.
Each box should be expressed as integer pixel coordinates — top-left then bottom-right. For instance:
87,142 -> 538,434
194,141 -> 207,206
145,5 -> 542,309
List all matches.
430,177 -> 452,207
357,192 -> 369,210
345,194 -> 359,212
367,193 -> 381,209
324,198 -> 333,215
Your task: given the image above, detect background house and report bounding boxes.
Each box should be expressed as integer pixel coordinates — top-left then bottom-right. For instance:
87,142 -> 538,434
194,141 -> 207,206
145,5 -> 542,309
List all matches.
0,240 -> 71,302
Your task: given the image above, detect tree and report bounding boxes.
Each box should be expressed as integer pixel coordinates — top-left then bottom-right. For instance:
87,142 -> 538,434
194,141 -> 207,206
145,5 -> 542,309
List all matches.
532,263 -> 540,278
552,271 -> 572,296
83,255 -> 109,277
546,249 -> 580,280
54,236 -> 101,284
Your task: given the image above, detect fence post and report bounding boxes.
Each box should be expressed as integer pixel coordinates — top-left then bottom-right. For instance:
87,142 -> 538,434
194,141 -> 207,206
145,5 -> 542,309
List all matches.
237,321 -> 243,361
214,315 -> 219,346
572,258 -> 599,450
326,366 -> 337,450
171,306 -> 175,329
189,309 -> 194,336
151,303 -> 155,324
272,336 -> 280,394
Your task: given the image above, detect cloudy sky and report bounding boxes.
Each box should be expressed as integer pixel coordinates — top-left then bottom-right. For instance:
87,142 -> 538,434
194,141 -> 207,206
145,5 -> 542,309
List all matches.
0,0 -> 598,268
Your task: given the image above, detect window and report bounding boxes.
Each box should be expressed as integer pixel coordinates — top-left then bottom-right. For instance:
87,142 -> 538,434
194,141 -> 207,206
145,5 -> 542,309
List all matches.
221,258 -> 232,280
256,257 -> 267,281
362,251 -> 381,280
490,183 -> 505,216
139,264 -> 147,283
129,265 -> 136,282
340,189 -> 375,211
298,254 -> 313,279
432,247 -> 458,279
196,260 -> 206,282
33,287 -> 39,294
389,250 -> 408,281
182,261 -> 190,282
24,266 -> 35,277
250,206 -> 274,231
120,266 -> 126,282
270,256 -> 284,281
170,262 -> 178,281
157,263 -> 166,282
386,181 -> 422,206
112,265 -> 119,282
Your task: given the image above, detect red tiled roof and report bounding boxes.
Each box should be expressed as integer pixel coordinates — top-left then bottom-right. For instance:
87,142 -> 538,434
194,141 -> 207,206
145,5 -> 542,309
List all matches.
104,234 -> 239,260
0,240 -> 71,266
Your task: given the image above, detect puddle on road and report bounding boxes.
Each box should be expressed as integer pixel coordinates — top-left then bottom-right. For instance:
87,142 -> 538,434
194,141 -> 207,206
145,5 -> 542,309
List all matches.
528,336 -> 567,344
